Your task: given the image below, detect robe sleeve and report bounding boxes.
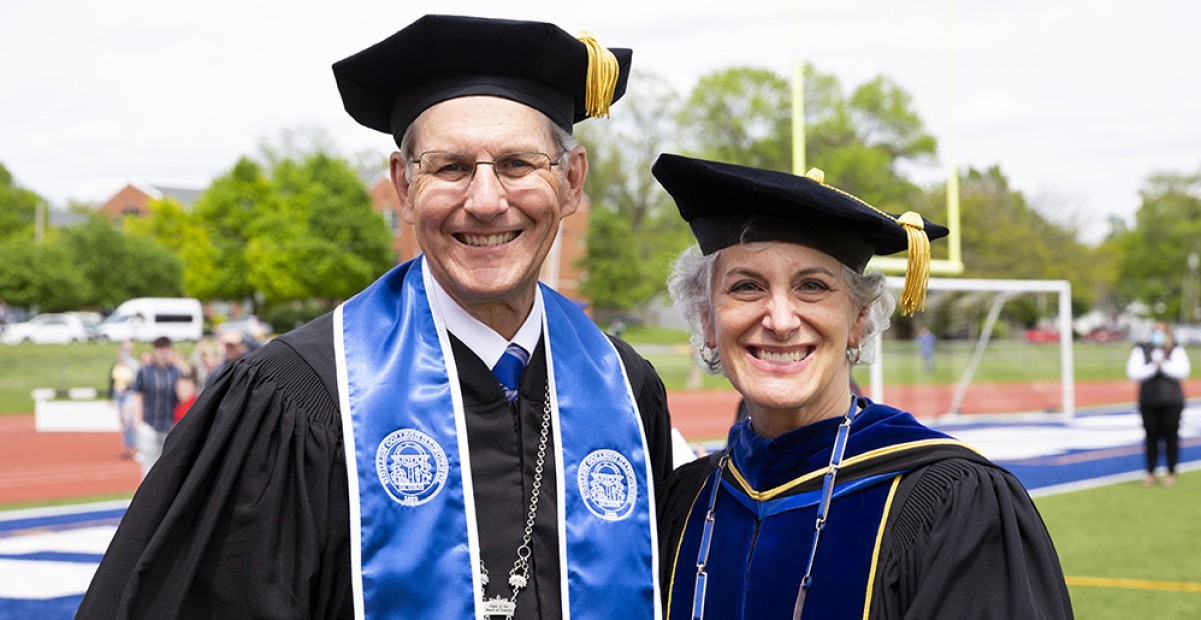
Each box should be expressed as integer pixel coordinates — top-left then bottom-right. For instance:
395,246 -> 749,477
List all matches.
871,458 -> 1074,619
76,338 -> 353,619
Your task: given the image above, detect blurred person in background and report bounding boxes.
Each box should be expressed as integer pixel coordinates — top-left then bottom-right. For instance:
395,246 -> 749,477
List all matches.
190,336 -> 222,392
210,330 -> 259,382
916,326 -> 936,372
130,337 -> 188,478
109,340 -> 139,459
1127,320 -> 1191,486
172,374 -> 198,424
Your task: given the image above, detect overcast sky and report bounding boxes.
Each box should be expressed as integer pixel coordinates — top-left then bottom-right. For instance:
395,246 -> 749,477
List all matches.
3,0 -> 1198,244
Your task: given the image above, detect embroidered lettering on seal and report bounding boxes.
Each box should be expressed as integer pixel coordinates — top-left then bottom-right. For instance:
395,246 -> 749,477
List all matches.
577,449 -> 638,521
376,429 -> 449,506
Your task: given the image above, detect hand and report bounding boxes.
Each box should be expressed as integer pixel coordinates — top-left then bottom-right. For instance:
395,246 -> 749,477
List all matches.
1151,349 -> 1165,363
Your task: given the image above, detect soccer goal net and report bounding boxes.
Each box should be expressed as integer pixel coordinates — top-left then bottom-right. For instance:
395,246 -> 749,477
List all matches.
860,276 -> 1075,421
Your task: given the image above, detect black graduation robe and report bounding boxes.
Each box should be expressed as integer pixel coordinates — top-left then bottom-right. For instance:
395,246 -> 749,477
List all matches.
659,401 -> 1074,620
77,312 -> 672,619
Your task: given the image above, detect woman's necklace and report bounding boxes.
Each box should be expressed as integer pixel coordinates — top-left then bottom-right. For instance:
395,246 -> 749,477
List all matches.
479,385 -> 552,620
690,395 -> 862,620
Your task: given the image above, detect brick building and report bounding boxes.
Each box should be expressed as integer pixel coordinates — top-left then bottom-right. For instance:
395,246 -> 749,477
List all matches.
96,182 -> 201,221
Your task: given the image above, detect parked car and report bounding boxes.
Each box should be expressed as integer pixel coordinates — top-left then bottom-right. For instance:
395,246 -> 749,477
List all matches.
1023,328 -> 1060,343
71,311 -> 105,341
214,315 -> 270,343
1083,326 -> 1127,343
95,298 -> 204,342
1,313 -> 92,345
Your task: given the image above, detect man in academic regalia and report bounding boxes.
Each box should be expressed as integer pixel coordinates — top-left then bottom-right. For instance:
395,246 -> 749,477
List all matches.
78,15 -> 671,619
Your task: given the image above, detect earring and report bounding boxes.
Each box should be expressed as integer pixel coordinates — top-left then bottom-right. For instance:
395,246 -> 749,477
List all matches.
700,345 -> 722,373
845,346 -> 861,365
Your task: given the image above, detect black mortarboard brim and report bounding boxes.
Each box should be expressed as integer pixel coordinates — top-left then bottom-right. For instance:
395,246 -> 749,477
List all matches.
332,14 -> 632,142
652,153 -> 949,316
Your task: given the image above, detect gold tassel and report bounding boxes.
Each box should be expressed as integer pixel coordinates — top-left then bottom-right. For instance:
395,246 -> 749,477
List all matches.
896,211 -> 931,316
575,31 -> 619,119
805,168 -> 933,315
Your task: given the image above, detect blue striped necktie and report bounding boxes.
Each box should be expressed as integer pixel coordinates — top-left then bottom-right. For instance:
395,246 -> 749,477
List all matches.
491,343 -> 529,401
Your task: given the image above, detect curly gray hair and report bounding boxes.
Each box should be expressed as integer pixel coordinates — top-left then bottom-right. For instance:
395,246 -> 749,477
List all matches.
667,243 -> 895,374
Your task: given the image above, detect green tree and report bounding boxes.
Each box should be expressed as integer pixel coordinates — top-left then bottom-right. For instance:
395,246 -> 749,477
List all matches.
0,237 -> 90,311
248,152 -> 392,306
678,67 -> 792,171
123,197 -> 214,299
937,166 -> 1101,323
62,214 -> 183,308
577,70 -> 691,312
0,162 -> 42,241
678,66 -> 936,215
191,157 -> 273,302
1113,168 -> 1201,319
579,207 -> 656,310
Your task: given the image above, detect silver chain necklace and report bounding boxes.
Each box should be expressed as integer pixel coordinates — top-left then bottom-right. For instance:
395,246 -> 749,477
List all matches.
691,396 -> 861,620
479,384 -> 552,619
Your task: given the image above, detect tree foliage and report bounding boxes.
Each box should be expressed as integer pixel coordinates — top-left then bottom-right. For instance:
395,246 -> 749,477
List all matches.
0,162 -> 42,242
579,207 -> 657,311
935,166 -> 1104,323
127,151 -> 393,311
577,70 -> 691,312
677,67 -> 792,171
188,157 -> 273,302
61,214 -> 183,309
1112,169 -> 1201,319
248,152 -> 393,305
0,236 -> 90,311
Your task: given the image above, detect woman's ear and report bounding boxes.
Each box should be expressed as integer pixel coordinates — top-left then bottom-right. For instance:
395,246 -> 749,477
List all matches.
700,305 -> 715,349
848,306 -> 868,349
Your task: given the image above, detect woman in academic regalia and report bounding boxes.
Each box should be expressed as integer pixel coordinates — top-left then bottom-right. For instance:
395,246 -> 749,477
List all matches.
653,154 -> 1073,619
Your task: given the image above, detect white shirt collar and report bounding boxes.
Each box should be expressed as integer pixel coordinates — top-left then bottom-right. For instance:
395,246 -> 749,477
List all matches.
423,258 -> 543,369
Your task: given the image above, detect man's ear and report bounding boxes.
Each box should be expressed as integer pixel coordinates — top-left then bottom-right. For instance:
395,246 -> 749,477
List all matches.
559,147 -> 587,218
390,152 -> 416,224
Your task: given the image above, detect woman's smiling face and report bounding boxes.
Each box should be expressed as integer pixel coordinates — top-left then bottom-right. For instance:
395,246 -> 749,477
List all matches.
705,242 -> 866,434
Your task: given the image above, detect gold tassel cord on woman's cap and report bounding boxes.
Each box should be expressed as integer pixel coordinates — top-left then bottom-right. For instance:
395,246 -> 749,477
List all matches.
804,168 -> 932,317
575,31 -> 619,119
896,211 -> 931,317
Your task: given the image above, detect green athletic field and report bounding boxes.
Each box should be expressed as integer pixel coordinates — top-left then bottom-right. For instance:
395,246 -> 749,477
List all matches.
1036,471 -> 1201,619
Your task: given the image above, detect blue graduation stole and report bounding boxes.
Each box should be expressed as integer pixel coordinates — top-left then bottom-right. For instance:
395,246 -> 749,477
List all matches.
334,257 -> 659,619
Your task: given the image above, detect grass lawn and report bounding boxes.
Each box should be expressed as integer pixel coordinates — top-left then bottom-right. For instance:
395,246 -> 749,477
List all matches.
0,340 -> 195,415
1036,471 -> 1201,619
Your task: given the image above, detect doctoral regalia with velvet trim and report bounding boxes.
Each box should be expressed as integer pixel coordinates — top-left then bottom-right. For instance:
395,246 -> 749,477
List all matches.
659,400 -> 1074,619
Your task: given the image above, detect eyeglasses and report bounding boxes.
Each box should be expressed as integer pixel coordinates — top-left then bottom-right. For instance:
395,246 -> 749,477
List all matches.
411,151 -> 563,191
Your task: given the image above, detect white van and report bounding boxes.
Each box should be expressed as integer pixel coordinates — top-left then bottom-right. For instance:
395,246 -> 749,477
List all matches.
97,298 -> 204,342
